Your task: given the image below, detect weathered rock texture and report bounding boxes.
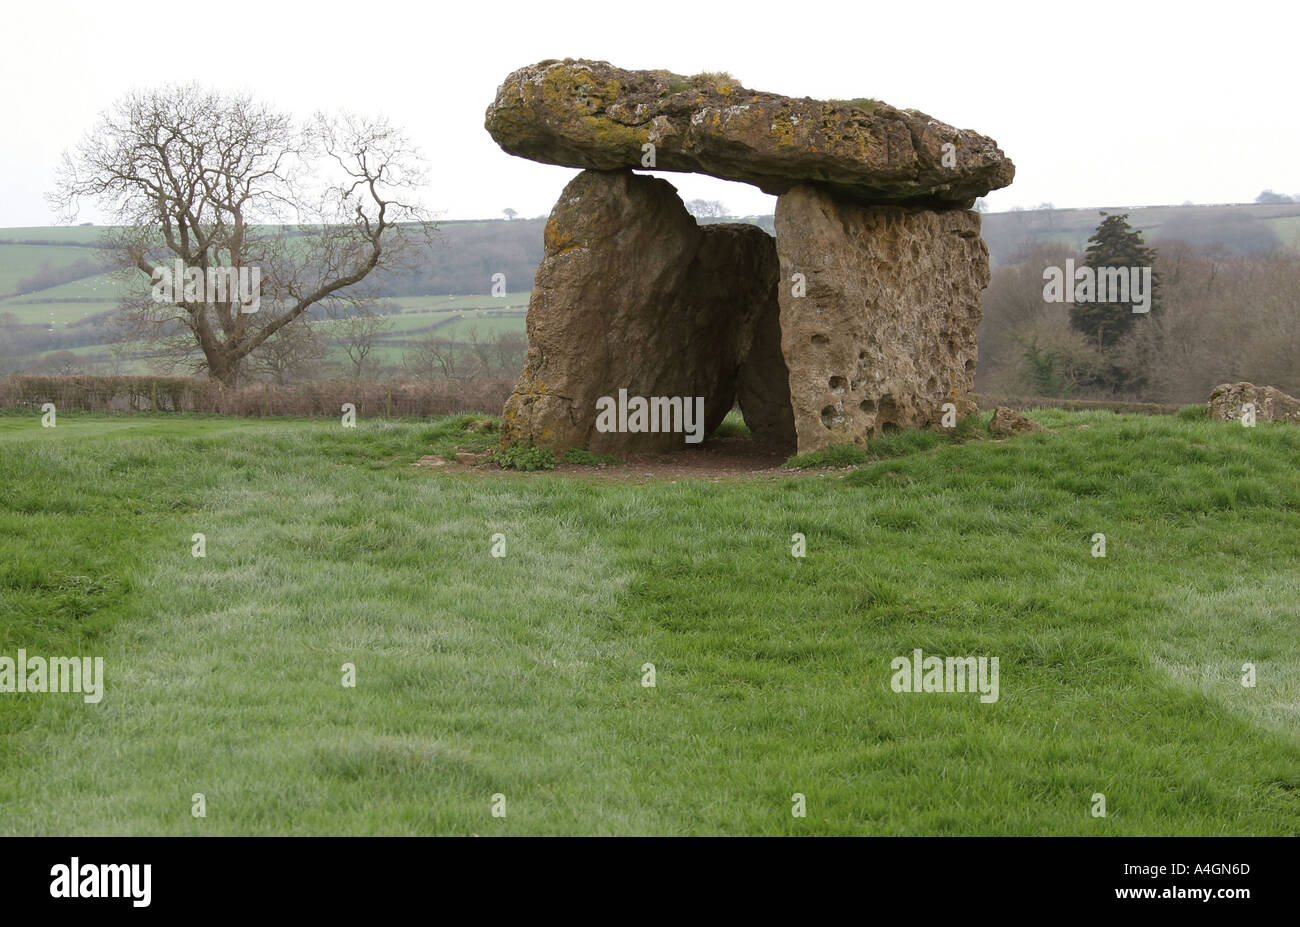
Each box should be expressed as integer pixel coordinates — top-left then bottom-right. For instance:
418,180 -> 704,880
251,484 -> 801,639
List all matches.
489,60 -> 1010,456
500,169 -> 794,453
775,185 -> 987,451
487,59 -> 1014,208
989,406 -> 1045,437
1207,382 -> 1300,424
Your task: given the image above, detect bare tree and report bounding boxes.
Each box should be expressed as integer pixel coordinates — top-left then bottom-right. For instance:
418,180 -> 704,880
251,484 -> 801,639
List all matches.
246,316 -> 326,385
684,199 -> 728,220
49,84 -> 434,387
0,314 -> 21,375
403,333 -> 459,381
491,331 -> 526,378
1036,202 -> 1056,230
502,208 -> 518,221
331,307 -> 393,379
29,350 -> 85,376
462,325 -> 494,378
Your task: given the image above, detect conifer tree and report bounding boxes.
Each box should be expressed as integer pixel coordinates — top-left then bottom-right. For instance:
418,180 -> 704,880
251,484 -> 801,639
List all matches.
1068,212 -> 1160,348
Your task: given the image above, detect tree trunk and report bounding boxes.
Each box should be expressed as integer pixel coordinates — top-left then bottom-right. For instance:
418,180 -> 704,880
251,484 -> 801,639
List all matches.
209,355 -> 241,389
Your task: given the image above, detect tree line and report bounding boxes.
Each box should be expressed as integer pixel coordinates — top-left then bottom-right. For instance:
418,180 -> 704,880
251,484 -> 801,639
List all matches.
978,213 -> 1300,403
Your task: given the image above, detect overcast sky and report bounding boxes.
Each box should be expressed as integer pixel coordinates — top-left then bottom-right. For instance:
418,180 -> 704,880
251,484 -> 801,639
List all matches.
1,0 -> 1295,227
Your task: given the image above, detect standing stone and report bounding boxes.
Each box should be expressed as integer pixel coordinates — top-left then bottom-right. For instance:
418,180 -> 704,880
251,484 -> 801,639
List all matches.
1207,382 -> 1300,424
775,184 -> 988,453
688,220 -> 795,448
501,168 -> 793,454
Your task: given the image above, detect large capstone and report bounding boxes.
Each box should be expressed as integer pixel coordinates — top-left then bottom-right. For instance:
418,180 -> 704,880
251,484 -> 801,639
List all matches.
775,184 -> 988,451
500,168 -> 794,454
487,59 -> 1014,208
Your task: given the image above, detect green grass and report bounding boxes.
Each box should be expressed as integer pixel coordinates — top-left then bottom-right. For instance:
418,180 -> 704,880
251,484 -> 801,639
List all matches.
497,442 -> 555,471
0,269 -> 129,303
786,415 -> 984,468
433,315 -> 527,338
0,300 -> 113,327
787,443 -> 870,468
830,97 -> 881,113
710,409 -> 752,440
1266,215 -> 1300,247
692,70 -> 739,89
0,227 -> 106,245
388,293 -> 529,311
1,408 -> 1298,835
564,447 -> 621,466
0,244 -> 103,296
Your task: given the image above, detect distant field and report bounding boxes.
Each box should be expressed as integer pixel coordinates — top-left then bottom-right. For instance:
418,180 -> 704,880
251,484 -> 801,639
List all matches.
982,202 -> 1300,259
0,300 -> 112,327
434,315 -> 527,339
0,226 -> 105,245
322,343 -> 408,368
390,293 -> 530,311
1267,215 -> 1300,246
0,244 -> 101,296
0,269 -> 127,303
18,298 -> 529,376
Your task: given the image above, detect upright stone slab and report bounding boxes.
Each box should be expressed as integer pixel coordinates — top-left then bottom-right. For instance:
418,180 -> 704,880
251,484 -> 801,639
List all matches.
501,168 -> 794,454
775,184 -> 988,453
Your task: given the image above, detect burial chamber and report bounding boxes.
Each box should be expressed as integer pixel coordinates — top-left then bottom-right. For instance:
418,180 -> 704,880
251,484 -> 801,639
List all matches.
484,59 -> 1014,455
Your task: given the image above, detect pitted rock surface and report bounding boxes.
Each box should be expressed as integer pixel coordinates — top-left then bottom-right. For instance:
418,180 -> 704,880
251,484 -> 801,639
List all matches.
775,185 -> 987,451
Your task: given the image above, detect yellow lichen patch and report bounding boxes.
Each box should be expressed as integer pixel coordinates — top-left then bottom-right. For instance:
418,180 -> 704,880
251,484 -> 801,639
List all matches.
543,216 -> 570,253
544,220 -> 583,256
540,66 -> 612,111
771,114 -> 796,146
579,114 -> 644,153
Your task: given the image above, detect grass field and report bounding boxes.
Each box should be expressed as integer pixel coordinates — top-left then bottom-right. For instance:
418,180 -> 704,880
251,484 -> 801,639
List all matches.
4,271 -> 123,302
0,244 -> 101,297
0,301 -> 113,327
1267,215 -> 1300,247
1,408 -> 1297,835
0,227 -> 105,245
9,294 -> 529,375
432,315 -> 527,339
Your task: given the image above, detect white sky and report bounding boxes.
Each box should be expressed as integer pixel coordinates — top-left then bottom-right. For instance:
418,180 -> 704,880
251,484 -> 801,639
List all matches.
1,0 -> 1295,226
